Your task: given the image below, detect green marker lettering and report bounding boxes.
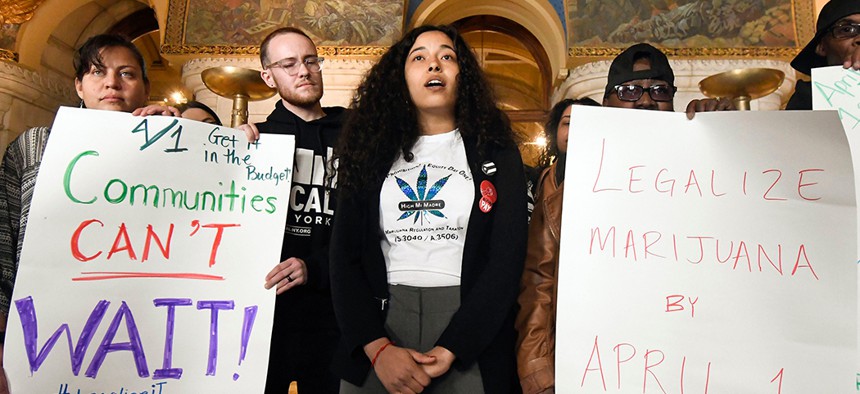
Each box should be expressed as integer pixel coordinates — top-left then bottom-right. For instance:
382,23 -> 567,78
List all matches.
64,150 -> 99,204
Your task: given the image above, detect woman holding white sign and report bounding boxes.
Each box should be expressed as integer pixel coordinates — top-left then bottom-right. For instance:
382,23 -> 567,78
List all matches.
0,34 -> 175,392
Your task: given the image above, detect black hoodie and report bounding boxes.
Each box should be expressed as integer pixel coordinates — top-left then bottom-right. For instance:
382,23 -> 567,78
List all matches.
785,80 -> 812,111
256,100 -> 346,330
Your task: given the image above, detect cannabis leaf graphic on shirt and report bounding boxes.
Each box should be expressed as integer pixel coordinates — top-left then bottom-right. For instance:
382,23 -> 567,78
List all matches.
396,165 -> 451,225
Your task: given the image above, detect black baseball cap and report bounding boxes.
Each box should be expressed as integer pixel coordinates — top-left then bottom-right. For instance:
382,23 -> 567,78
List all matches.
791,0 -> 860,75
604,43 -> 675,97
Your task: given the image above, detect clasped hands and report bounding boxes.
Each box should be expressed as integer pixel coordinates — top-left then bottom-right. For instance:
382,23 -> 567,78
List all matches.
365,337 -> 455,394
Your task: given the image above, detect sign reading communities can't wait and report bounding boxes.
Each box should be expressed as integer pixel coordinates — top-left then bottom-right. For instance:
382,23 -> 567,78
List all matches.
5,108 -> 295,393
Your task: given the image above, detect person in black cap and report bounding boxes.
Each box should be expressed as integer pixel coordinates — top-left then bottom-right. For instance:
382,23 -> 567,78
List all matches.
602,43 -> 733,117
787,0 -> 860,110
514,41 -> 731,394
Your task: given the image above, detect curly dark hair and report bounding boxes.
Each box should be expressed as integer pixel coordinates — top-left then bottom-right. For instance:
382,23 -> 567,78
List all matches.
537,97 -> 600,168
334,25 -> 514,196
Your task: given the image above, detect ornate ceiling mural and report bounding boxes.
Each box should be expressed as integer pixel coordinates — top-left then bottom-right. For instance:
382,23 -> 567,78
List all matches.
164,0 -> 403,55
567,0 -> 814,57
0,0 -> 47,62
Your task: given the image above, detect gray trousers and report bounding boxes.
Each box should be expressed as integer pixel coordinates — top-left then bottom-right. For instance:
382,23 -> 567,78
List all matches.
340,285 -> 484,394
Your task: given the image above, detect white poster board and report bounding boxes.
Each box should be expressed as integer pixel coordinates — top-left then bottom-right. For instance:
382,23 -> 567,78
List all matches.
556,107 -> 856,393
813,66 -> 860,240
813,65 -> 860,390
5,107 -> 294,393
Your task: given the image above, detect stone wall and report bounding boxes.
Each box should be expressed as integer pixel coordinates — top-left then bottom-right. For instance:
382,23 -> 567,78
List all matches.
556,59 -> 796,111
181,57 -> 376,125
0,61 -> 77,152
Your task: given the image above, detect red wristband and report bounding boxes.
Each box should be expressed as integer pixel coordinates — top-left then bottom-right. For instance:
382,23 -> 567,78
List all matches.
371,341 -> 395,367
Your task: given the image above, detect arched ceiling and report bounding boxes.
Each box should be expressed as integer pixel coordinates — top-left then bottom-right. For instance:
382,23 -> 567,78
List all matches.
410,0 -> 565,164
410,0 -> 566,84
17,0 -> 150,71
16,0 -> 186,104
457,16 -> 550,110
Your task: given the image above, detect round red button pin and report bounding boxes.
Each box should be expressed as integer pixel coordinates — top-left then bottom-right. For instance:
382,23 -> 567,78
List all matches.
480,180 -> 497,203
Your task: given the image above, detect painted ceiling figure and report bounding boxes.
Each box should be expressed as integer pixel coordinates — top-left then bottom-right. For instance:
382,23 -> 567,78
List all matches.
300,0 -> 401,45
607,0 -> 766,43
572,0 -> 651,40
0,0 -> 45,53
0,0 -> 45,26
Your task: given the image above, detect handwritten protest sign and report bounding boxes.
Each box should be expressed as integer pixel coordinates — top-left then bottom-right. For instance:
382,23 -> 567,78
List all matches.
813,67 -> 860,237
5,107 -> 294,393
556,107 -> 856,393
812,66 -> 860,132
812,65 -> 860,390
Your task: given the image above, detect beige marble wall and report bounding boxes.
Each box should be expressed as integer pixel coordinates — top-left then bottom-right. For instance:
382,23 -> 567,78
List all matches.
181,57 -> 374,125
555,59 -> 796,111
0,61 -> 78,151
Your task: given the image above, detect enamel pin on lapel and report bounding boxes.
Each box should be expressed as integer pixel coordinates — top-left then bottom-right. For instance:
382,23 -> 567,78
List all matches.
479,180 -> 497,213
479,197 -> 493,213
480,180 -> 497,203
481,161 -> 496,176
479,162 -> 496,213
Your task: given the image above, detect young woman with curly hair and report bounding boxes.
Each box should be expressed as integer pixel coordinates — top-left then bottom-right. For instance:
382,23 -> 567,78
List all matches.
330,25 -> 528,393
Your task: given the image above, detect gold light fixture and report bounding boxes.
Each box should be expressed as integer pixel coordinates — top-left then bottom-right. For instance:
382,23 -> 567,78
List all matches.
699,68 -> 785,111
201,66 -> 276,127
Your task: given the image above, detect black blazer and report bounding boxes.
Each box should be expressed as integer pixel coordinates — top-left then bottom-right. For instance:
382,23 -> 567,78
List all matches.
330,136 -> 528,393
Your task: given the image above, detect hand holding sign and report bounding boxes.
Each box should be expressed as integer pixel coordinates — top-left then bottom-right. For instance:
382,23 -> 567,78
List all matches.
5,108 -> 295,393
556,107 -> 855,393
264,257 -> 307,294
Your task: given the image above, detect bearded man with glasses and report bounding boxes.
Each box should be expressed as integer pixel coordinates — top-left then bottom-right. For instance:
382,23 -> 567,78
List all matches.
238,27 -> 345,394
787,0 -> 860,110
602,43 -> 733,116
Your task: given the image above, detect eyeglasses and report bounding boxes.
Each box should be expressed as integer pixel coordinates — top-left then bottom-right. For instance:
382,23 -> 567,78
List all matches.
266,56 -> 324,75
829,22 -> 860,40
612,84 -> 676,102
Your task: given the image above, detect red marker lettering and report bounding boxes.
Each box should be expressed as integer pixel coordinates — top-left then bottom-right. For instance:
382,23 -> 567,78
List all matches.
732,241 -> 752,272
757,244 -> 783,275
142,224 -> 174,262
791,244 -> 818,280
643,349 -> 667,394
709,170 -> 725,197
655,168 -> 675,196
715,239 -> 733,264
613,343 -> 636,390
107,223 -> 137,260
71,219 -> 104,262
581,336 -> 607,390
628,165 -> 645,193
590,226 -> 617,257
593,139 -> 622,193
643,231 -> 664,259
797,169 -> 823,201
762,169 -> 787,201
624,230 -> 638,261
684,170 -> 703,197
